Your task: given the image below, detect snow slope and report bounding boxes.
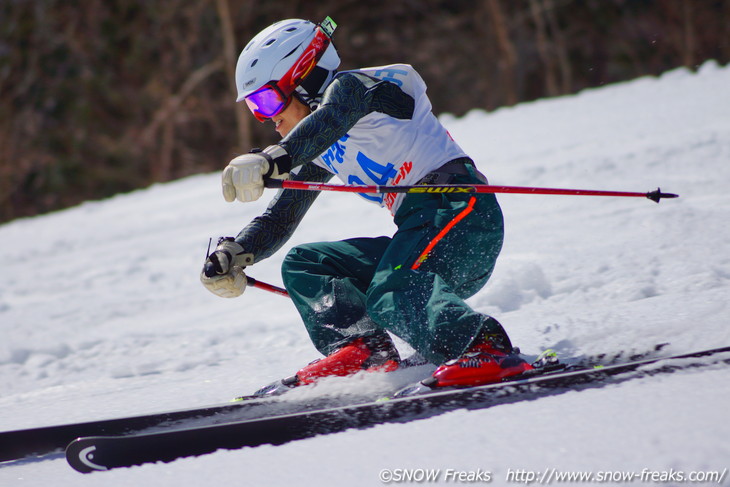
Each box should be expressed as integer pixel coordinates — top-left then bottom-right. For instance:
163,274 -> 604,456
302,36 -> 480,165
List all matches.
1,61 -> 729,486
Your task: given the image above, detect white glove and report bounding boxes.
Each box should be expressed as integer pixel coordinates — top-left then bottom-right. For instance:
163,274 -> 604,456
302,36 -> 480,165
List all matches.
201,266 -> 248,298
201,238 -> 254,298
222,145 -> 291,203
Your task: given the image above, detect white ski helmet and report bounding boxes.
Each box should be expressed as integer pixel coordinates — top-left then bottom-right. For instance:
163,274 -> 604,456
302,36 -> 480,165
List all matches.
235,17 -> 340,119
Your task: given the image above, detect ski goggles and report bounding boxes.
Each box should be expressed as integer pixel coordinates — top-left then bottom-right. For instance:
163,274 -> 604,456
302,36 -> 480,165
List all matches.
244,83 -> 292,122
244,17 -> 336,122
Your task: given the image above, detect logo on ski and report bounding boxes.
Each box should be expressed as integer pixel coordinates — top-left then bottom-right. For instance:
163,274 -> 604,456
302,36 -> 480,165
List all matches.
78,445 -> 107,471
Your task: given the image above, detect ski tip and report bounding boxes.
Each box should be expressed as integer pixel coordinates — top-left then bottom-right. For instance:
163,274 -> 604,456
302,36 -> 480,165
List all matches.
646,188 -> 679,203
66,438 -> 108,474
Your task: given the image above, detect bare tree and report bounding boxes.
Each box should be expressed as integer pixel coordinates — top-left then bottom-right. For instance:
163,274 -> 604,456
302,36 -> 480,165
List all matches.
485,0 -> 519,106
216,0 -> 252,153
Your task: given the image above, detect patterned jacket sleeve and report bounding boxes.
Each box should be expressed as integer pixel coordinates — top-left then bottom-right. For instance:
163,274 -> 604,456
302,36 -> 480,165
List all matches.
234,162 -> 333,263
279,72 -> 414,168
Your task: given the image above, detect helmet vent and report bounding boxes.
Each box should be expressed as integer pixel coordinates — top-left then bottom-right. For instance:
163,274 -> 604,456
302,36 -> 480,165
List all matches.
264,39 -> 276,47
283,47 -> 298,59
250,59 -> 258,67
284,27 -> 297,32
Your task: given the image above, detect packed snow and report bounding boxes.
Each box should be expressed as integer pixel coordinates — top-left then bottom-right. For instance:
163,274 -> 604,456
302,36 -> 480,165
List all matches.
1,61 -> 729,486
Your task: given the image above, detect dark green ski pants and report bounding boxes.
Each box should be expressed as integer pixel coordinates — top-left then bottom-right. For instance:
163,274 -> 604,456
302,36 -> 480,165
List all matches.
281,167 -> 505,365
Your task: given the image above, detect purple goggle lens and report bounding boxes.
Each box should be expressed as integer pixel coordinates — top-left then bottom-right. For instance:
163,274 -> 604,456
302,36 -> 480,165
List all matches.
244,84 -> 291,122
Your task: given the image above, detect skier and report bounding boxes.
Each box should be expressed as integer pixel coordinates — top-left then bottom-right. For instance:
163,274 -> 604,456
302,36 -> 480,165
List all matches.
201,17 -> 533,393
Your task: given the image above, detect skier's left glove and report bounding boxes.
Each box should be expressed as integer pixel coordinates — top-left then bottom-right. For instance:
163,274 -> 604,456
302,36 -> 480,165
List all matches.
200,238 -> 254,298
221,145 -> 291,203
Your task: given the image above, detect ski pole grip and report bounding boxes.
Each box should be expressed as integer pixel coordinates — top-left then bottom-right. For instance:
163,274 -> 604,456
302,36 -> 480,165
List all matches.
203,261 -> 218,278
264,179 -> 284,189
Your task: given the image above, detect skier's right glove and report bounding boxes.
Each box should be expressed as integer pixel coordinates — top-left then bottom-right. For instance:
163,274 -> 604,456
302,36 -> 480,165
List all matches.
221,145 -> 291,203
200,238 -> 254,298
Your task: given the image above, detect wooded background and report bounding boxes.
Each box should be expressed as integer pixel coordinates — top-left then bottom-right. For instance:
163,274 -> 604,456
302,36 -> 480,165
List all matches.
2,0 -> 729,222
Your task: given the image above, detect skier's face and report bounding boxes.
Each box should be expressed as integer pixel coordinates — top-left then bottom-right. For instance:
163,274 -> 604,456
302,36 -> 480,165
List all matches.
271,97 -> 311,137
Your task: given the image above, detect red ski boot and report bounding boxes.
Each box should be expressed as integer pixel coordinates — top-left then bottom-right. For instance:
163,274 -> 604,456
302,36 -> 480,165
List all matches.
253,334 -> 400,397
426,330 -> 533,388
296,334 -> 400,385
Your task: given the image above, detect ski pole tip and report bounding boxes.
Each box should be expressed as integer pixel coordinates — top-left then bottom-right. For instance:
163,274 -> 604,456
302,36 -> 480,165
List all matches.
646,188 -> 679,203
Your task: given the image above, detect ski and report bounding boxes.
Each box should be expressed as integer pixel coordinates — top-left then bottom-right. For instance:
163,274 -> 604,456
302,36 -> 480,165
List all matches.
65,345 -> 730,473
0,352 -> 429,463
0,392 -> 285,463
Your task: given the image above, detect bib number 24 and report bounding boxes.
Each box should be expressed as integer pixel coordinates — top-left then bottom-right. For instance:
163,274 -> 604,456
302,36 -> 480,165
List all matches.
348,152 -> 398,203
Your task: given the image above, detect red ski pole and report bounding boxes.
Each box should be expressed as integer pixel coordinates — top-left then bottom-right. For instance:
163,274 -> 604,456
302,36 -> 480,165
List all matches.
246,276 -> 289,297
265,180 -> 678,203
233,180 -> 677,298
